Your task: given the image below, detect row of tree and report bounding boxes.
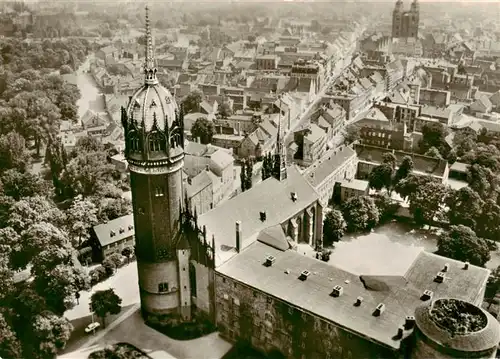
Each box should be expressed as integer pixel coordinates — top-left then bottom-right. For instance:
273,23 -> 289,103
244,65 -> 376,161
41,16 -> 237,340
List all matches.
240,158 -> 254,192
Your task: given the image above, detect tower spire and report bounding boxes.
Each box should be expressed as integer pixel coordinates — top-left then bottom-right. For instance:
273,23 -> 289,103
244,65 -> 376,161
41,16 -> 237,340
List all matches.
273,95 -> 287,181
144,5 -> 158,85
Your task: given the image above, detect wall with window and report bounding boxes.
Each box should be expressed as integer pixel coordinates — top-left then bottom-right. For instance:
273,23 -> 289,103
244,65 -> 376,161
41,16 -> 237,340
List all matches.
215,273 -> 398,359
102,236 -> 135,258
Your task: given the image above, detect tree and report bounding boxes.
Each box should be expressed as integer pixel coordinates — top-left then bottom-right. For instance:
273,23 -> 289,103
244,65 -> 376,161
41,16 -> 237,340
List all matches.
446,187 -> 484,230
475,199 -> 500,241
7,196 -> 65,234
121,246 -> 133,259
95,197 -> 132,222
394,174 -> 436,201
408,180 -> 449,225
0,132 -> 31,173
218,100 -> 232,119
419,122 -> 447,155
45,137 -> 68,196
393,155 -> 413,185
29,311 -> 73,358
1,169 -> 49,201
453,128 -> 477,157
323,210 -> 346,245
102,257 -> 117,276
90,289 -> 122,328
245,157 -> 253,190
382,153 -> 397,169
182,90 -> 204,114
0,313 -> 22,359
485,266 -> 500,309
466,164 -> 499,200
341,196 -> 379,233
437,225 -> 491,267
190,117 -> 214,145
59,64 -> 72,74
424,146 -> 443,159
240,160 -> 247,192
73,135 -> 104,154
66,195 -> 98,246
343,124 -> 361,145
107,253 -> 124,268
261,153 -> 273,181
373,193 -> 400,223
368,164 -> 393,192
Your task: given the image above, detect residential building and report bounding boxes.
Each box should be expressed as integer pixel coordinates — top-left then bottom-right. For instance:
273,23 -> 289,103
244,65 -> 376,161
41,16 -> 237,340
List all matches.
96,45 -> 119,61
184,170 -> 214,215
293,124 -> 327,167
419,88 -> 451,107
469,95 -> 493,115
90,214 -> 135,261
340,178 -> 370,202
357,108 -> 408,150
239,115 -> 280,159
311,104 -> 347,145
303,146 -> 358,205
256,55 -> 279,71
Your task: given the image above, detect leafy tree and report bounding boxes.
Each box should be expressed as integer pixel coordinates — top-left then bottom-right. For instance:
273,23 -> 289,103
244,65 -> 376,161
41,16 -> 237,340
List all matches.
66,195 -> 98,246
59,64 -> 72,74
107,253 -> 124,268
7,196 -> 65,234
408,180 -> 449,225
424,146 -> 442,159
447,148 -> 457,165
89,266 -> 108,286
218,100 -> 232,119
191,117 -> 214,145
102,257 -> 117,276
72,135 -> 104,155
95,197 -> 132,222
0,313 -> 22,359
437,225 -> 491,267
446,187 -> 484,230
453,128 -> 477,157
0,195 -> 14,228
182,90 -> 204,114
368,163 -> 393,192
341,196 -> 379,233
343,124 -> 361,145
393,155 -> 414,185
373,193 -> 400,223
61,150 -> 115,198
261,153 -> 274,181
485,266 -> 500,308
45,137 -> 68,196
462,144 -> 500,172
90,289 -> 122,328
394,174 -> 436,201
382,153 -> 397,169
466,164 -> 499,199
1,169 -> 49,200
419,122 -> 447,155
0,131 -> 31,173
323,210 -> 346,245
475,199 -> 500,241
28,311 -> 73,358
121,247 -> 133,259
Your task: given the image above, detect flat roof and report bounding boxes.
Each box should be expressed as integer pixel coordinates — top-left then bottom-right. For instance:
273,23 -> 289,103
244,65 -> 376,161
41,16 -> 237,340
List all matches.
304,146 -> 357,188
341,179 -> 369,191
217,241 -> 489,350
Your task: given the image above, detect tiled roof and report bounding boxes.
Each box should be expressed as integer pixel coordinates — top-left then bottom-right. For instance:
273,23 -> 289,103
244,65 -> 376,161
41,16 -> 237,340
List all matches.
185,170 -> 212,198
303,123 -> 326,143
217,242 -> 489,350
303,146 -> 357,187
198,166 -> 319,266
209,149 -> 233,171
93,214 -> 134,247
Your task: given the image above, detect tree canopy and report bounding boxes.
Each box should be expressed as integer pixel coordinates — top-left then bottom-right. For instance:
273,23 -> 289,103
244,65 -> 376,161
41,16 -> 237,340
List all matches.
191,117 -> 215,145
90,289 -> 122,328
182,90 -> 204,114
437,225 -> 491,267
341,196 -> 379,232
323,210 -> 346,246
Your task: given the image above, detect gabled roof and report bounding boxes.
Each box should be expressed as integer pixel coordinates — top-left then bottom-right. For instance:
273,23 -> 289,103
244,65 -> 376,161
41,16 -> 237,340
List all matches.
93,214 -> 134,247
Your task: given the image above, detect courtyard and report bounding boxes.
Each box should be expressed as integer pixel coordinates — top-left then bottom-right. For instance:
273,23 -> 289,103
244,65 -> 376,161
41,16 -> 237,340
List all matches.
299,221 -> 500,272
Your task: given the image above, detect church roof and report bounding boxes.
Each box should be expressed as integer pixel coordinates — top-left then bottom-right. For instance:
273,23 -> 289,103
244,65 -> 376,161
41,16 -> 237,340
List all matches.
217,242 -> 489,350
198,165 -> 319,266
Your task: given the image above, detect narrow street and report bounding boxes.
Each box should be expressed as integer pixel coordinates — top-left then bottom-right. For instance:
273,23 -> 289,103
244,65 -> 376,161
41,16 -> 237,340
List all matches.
75,55 -> 107,121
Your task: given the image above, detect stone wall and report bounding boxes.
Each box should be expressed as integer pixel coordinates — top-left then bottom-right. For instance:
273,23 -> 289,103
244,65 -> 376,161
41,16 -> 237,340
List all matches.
191,261 -> 214,317
137,261 -> 179,315
215,272 -> 398,359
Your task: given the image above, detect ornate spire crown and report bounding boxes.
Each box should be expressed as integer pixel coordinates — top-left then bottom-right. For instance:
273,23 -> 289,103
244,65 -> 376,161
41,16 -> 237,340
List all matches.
144,5 -> 158,86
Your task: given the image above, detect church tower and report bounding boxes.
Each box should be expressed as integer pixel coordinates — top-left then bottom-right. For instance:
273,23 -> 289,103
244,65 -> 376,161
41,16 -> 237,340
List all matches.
409,0 -> 420,38
121,5 -> 192,321
273,95 -> 287,181
392,0 -> 403,38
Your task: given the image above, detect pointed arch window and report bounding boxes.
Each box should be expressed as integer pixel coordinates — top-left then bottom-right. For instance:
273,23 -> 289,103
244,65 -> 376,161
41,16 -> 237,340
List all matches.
148,131 -> 165,152
155,187 -> 164,197
129,134 -> 140,152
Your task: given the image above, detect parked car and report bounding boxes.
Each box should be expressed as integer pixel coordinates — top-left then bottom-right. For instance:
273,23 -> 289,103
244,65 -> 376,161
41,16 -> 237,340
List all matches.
85,322 -> 101,333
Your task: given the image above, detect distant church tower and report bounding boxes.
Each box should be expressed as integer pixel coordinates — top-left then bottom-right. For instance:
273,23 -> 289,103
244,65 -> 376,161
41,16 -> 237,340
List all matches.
392,0 -> 419,39
273,96 -> 287,182
121,6 -> 192,321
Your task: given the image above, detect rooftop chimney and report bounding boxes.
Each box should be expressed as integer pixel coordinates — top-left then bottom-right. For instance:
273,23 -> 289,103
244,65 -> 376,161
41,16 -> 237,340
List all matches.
331,285 -> 344,297
290,192 -> 298,202
373,303 -> 385,317
299,270 -> 311,281
259,211 -> 267,222
464,261 -> 469,270
442,263 -> 449,272
396,326 -> 405,339
354,296 -> 364,306
421,290 -> 434,301
265,255 -> 276,267
235,221 -> 242,253
405,315 -> 416,330
434,272 -> 446,283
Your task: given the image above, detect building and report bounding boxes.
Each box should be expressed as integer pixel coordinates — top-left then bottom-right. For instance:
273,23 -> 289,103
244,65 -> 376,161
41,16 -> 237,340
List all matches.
122,7 -> 499,358
256,55 -> 279,71
340,178 -> 370,202
91,214 -> 135,261
392,0 -> 420,40
293,124 -> 327,167
303,146 -> 358,205
356,108 -> 408,150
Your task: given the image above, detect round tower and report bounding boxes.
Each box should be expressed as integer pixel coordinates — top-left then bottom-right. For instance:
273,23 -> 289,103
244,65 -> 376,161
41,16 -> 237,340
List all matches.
412,298 -> 500,359
121,5 -> 191,321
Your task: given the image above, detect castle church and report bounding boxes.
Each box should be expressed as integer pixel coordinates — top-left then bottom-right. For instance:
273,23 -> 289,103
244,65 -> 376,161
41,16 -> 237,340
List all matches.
392,0 -> 420,40
122,6 -> 500,359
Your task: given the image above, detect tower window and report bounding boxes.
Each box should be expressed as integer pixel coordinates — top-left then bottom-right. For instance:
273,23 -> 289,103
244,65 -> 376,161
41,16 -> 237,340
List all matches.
155,187 -> 164,197
158,282 -> 169,292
